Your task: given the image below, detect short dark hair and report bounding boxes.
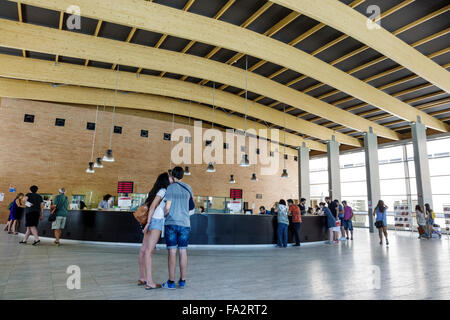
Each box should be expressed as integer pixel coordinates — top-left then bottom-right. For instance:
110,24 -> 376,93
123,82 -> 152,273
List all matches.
300,198 -> 306,202
325,197 -> 330,201
259,206 -> 265,211
334,199 -> 339,204
342,200 -> 347,205
30,185 -> 38,193
287,199 -> 294,205
171,166 -> 184,180
319,202 -> 326,207
279,199 -> 286,206
103,194 -> 112,201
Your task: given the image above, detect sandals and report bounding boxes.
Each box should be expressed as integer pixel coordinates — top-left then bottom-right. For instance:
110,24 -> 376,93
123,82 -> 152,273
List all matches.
137,280 -> 146,286
145,284 -> 162,290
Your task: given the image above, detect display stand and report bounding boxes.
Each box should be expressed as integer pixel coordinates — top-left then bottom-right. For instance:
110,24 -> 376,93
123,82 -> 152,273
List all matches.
394,204 -> 413,235
444,205 -> 450,240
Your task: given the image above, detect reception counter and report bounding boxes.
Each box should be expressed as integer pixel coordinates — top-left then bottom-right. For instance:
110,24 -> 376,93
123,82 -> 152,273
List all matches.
19,210 -> 329,245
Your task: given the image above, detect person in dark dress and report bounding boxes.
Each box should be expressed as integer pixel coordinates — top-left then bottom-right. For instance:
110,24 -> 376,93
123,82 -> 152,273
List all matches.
7,193 -> 26,235
20,185 -> 44,245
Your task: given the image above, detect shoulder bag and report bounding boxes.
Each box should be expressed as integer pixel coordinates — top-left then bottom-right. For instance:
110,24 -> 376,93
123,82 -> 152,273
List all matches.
49,196 -> 67,222
133,205 -> 150,225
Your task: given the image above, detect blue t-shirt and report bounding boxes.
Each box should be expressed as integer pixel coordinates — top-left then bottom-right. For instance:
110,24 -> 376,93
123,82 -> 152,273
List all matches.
376,208 -> 387,225
338,204 -> 344,218
164,182 -> 193,228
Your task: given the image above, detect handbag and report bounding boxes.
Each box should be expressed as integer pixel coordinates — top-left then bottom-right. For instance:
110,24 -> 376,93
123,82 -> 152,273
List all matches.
133,205 -> 150,225
374,220 -> 384,228
176,183 -> 195,211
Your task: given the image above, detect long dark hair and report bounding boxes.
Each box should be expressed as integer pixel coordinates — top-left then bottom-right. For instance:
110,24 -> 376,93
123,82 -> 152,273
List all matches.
145,172 -> 171,207
424,203 -> 432,214
376,200 -> 385,213
415,204 -> 423,213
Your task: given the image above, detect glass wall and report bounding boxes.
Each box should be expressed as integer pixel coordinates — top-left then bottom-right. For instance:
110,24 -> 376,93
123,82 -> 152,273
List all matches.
308,135 -> 450,227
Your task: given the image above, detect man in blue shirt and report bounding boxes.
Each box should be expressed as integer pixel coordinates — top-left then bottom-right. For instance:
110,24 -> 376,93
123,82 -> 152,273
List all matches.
259,206 -> 270,215
162,166 -> 193,290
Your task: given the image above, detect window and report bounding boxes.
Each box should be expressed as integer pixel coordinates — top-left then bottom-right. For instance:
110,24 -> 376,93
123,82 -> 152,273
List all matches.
86,122 -> 95,130
55,118 -> 65,127
114,126 -> 122,134
24,114 -> 35,123
140,130 -> 148,138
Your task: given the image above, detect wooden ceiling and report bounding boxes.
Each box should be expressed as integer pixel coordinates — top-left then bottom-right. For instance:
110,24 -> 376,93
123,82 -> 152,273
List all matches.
0,0 -> 448,155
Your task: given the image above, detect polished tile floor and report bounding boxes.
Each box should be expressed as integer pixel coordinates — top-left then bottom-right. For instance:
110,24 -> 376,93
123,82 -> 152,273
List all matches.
0,226 -> 449,300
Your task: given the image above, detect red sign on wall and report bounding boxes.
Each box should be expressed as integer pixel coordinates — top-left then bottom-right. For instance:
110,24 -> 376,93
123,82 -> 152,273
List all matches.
118,181 -> 134,194
230,189 -> 243,199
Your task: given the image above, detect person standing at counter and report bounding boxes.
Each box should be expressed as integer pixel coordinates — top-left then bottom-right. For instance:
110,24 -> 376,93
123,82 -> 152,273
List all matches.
98,194 -> 112,210
320,202 -> 336,244
259,206 -> 270,215
299,198 -> 307,216
288,199 -> 302,247
51,188 -> 69,246
274,200 -> 289,248
162,166 -> 193,290
20,185 -> 43,246
139,172 -> 173,290
7,193 -> 26,235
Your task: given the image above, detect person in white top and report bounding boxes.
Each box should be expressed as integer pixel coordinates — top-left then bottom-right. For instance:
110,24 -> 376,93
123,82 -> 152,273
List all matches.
138,172 -> 173,290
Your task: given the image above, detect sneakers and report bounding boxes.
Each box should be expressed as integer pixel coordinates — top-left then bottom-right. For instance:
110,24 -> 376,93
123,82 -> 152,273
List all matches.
162,281 -> 176,290
32,240 -> 40,246
386,240 -> 389,246
339,237 -> 346,241
178,279 -> 186,289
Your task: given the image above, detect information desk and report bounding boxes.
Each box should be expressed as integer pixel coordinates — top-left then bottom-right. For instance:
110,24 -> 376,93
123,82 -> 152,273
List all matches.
19,210 -> 329,245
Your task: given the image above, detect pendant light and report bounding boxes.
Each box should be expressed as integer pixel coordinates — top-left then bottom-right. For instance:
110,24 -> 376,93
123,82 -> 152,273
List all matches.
240,55 -> 250,167
95,89 -> 107,168
206,82 -> 216,173
281,104 -> 289,178
86,105 -> 99,174
229,174 -> 236,184
184,101 -> 192,176
103,65 -> 120,162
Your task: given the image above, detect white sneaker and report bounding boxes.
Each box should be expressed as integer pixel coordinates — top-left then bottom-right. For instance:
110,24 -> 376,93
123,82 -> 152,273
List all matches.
339,237 -> 346,241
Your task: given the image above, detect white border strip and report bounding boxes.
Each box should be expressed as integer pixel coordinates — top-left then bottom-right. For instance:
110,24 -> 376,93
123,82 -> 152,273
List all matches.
17,233 -> 328,249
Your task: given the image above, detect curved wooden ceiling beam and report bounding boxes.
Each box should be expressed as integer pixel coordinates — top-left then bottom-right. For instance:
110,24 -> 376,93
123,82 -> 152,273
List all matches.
8,1 -> 446,133
0,54 -> 345,149
0,77 -> 305,156
271,0 -> 450,94
0,20 -> 395,142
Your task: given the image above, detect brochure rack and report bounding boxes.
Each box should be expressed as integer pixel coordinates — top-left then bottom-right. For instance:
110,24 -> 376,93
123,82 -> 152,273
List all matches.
394,204 -> 413,233
444,205 -> 450,238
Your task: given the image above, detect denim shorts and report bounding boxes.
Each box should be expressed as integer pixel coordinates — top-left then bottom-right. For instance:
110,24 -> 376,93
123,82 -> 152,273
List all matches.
148,218 -> 164,232
343,219 -> 353,231
164,224 -> 190,250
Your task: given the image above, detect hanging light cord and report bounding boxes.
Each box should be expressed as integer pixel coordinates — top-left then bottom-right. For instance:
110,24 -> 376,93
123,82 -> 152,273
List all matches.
108,65 -> 119,149
98,89 -> 107,157
244,55 -> 248,149
169,108 -> 175,169
90,105 -> 99,162
212,82 -> 215,129
283,104 -> 287,169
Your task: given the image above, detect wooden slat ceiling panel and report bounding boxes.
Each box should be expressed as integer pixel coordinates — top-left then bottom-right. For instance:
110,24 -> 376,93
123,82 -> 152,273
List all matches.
0,0 -> 448,155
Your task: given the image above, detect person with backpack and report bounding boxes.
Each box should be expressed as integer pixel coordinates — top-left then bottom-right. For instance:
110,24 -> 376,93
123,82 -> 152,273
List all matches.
425,203 -> 442,239
50,188 -> 69,246
162,167 -> 194,290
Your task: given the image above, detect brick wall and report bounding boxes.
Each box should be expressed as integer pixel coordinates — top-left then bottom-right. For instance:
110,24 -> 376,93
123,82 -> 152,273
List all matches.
0,98 -> 299,222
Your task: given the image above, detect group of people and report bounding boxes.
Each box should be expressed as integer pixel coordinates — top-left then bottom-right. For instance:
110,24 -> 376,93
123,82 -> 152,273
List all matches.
137,166 -> 193,290
415,203 -> 442,239
318,197 -> 355,244
4,186 -> 72,246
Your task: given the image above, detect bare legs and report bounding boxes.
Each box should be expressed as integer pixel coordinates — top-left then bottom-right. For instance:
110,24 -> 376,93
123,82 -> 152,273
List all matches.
179,249 -> 188,281
167,248 -> 188,282
139,229 -> 162,286
54,229 -> 62,243
378,227 -> 388,244
168,249 -> 177,281
23,226 -> 39,242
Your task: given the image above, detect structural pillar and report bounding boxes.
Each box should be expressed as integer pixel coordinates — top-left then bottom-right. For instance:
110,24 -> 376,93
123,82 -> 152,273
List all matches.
327,136 -> 341,201
298,142 -> 310,207
411,119 -> 433,208
364,128 -> 380,233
